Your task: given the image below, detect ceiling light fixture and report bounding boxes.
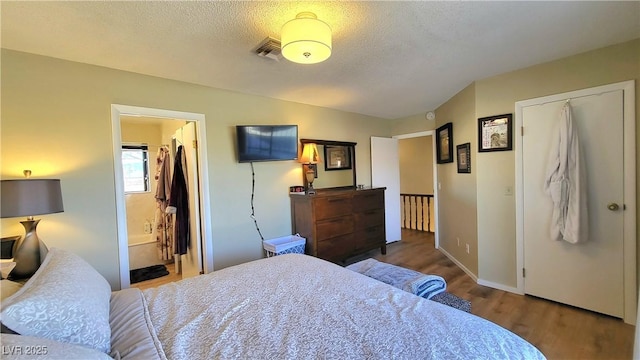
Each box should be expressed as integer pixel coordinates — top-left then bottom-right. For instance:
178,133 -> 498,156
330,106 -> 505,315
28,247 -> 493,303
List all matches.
281,12 -> 332,65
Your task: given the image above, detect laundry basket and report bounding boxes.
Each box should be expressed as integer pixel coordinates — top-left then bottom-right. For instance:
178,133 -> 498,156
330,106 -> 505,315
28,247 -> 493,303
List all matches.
263,234 -> 306,257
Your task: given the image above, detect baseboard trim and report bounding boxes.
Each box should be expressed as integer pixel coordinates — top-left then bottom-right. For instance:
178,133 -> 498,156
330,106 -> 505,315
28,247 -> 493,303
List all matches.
477,279 -> 522,295
438,247 -> 522,295
438,247 -> 478,282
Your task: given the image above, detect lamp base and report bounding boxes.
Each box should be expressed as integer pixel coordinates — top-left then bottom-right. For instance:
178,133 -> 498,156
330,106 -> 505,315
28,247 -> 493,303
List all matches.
8,220 -> 42,280
307,183 -> 316,195
304,164 -> 317,195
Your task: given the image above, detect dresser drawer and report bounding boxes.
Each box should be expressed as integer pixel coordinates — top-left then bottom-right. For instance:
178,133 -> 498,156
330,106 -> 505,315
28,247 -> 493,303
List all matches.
353,191 -> 384,212
355,225 -> 385,250
314,195 -> 352,220
291,188 -> 386,263
317,234 -> 354,262
355,209 -> 384,229
317,216 -> 354,241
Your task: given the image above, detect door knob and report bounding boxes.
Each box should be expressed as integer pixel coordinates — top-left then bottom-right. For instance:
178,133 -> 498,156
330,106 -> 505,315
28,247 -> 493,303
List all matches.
607,203 -> 620,211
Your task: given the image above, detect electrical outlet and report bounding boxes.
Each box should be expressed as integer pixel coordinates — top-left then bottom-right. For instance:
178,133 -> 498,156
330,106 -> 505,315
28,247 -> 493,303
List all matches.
466,243 -> 470,254
457,237 -> 460,246
144,221 -> 152,234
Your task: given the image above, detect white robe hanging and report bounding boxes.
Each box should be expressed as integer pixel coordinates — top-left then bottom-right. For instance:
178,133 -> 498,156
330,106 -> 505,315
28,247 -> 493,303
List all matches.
543,102 -> 588,244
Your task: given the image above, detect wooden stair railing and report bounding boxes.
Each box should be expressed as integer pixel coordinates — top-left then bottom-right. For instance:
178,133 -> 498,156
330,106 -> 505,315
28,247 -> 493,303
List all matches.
400,193 -> 434,232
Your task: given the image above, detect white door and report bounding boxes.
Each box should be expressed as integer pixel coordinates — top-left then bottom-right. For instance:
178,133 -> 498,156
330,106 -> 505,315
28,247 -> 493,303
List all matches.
176,122 -> 203,278
371,137 -> 401,243
522,90 -> 624,317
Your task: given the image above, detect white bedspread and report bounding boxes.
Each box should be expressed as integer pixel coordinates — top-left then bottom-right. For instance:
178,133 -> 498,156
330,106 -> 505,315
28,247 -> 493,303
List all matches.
143,254 -> 545,359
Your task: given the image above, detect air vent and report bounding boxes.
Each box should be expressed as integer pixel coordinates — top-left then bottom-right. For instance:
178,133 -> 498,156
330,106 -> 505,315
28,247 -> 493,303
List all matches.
254,37 -> 282,61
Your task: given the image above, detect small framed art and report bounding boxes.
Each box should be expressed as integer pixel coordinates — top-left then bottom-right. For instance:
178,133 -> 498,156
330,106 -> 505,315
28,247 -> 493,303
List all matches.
324,145 -> 352,171
478,114 -> 513,152
436,122 -> 454,164
457,143 -> 471,173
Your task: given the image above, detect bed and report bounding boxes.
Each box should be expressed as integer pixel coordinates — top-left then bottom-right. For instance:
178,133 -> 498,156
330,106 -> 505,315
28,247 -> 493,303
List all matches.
0,248 -> 545,359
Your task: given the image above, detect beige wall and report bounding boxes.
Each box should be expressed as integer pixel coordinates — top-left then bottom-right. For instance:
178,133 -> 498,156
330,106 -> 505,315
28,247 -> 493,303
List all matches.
0,50 -> 392,289
392,113 -> 435,135
434,83 -> 479,274
399,137 -> 433,195
423,39 -> 639,288
475,38 -> 640,287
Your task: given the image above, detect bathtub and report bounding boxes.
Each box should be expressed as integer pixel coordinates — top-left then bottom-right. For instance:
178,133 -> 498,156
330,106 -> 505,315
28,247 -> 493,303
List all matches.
128,234 -> 164,271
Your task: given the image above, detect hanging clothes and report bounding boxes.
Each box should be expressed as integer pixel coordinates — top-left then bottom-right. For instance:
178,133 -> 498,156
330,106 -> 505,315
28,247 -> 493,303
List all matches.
154,146 -> 174,261
543,101 -> 588,244
167,145 -> 190,255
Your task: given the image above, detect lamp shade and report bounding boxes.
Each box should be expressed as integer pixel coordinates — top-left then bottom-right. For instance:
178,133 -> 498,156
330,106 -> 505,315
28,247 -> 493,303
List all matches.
1,179 -> 64,218
281,12 -> 332,64
300,143 -> 321,164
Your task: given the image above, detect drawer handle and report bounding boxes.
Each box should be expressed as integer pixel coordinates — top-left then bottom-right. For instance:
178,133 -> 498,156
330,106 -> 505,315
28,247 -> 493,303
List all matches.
328,198 -> 347,203
366,227 -> 379,233
364,210 -> 377,215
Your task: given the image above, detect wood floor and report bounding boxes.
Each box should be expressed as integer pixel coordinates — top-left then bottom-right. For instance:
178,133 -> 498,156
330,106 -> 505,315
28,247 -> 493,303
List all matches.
130,229 -> 635,359
352,229 -> 635,360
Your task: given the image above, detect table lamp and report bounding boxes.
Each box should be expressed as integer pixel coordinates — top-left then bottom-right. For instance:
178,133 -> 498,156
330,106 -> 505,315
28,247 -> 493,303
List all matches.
300,143 -> 320,195
1,174 -> 64,279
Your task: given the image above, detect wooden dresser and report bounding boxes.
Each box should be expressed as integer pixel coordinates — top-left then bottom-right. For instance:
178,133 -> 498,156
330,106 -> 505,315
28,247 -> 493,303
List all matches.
290,188 -> 386,263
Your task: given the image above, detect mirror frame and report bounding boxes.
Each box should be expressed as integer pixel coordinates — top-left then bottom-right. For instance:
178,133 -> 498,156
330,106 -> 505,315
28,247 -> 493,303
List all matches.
300,139 -> 357,190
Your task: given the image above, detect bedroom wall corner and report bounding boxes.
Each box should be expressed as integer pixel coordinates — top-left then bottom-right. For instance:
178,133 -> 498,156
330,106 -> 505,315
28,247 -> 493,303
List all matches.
433,83 -> 479,276
391,112 -> 436,136
475,38 -> 640,288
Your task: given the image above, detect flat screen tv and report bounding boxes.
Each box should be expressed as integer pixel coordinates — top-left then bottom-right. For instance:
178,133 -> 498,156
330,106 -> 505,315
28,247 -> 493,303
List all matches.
236,125 -> 298,163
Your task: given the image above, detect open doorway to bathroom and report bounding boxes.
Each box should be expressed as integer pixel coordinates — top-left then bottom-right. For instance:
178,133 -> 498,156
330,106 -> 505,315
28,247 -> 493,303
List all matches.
111,105 -> 213,290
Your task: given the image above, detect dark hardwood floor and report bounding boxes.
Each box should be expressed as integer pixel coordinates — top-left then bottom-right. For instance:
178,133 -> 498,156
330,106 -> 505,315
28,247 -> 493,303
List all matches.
348,229 -> 635,360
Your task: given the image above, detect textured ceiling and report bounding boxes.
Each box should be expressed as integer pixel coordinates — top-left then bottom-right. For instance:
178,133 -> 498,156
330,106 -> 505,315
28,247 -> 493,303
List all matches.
2,1 -> 639,119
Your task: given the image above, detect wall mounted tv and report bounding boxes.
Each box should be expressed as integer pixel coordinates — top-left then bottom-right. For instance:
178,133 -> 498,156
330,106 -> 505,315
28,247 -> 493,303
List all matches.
236,125 -> 298,163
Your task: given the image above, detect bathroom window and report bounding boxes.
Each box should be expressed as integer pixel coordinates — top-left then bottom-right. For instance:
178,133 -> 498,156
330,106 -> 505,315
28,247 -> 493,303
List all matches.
122,145 -> 150,193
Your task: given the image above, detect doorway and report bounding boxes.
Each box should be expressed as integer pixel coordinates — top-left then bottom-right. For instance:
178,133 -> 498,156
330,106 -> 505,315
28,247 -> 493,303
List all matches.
398,135 -> 436,234
111,104 -> 213,289
371,131 -> 439,248
515,80 -> 636,324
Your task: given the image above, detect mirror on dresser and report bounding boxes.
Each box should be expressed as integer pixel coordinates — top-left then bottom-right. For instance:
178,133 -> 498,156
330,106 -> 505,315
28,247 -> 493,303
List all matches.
299,139 -> 357,191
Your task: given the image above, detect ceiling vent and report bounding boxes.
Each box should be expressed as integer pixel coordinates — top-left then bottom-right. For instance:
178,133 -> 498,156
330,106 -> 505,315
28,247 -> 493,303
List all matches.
254,37 -> 282,61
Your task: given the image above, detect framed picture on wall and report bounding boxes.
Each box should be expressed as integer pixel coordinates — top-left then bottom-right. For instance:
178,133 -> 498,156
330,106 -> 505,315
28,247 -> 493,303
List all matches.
478,114 -> 513,152
324,145 -> 352,171
457,143 -> 471,173
436,122 -> 453,164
